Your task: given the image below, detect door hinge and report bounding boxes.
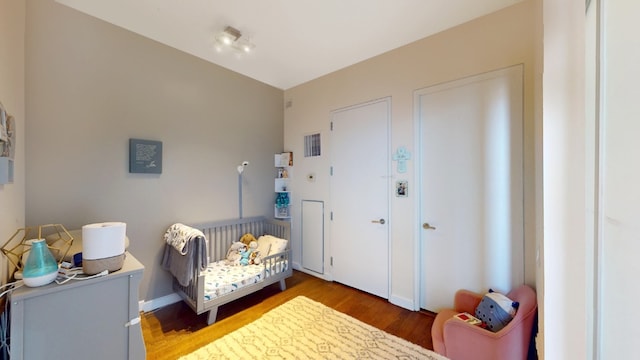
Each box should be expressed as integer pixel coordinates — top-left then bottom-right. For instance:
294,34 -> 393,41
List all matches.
330,257 -> 333,266
330,211 -> 333,221
330,166 -> 333,176
330,121 -> 334,131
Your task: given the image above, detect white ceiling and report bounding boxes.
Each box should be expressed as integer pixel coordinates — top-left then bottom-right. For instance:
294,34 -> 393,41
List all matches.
55,0 -> 522,90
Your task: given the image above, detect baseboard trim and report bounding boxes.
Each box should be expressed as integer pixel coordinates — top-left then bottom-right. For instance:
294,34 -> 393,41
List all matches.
292,263 -> 333,282
389,294 -> 415,311
139,292 -> 182,313
139,281 -> 415,314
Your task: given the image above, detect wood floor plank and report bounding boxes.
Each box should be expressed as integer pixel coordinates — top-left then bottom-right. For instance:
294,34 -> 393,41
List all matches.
141,270 -> 436,360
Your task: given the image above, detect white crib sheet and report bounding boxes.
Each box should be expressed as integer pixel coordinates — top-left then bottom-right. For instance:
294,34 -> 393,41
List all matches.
202,259 -> 289,301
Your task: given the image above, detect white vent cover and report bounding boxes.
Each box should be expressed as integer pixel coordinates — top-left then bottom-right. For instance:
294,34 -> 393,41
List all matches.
304,133 -> 321,157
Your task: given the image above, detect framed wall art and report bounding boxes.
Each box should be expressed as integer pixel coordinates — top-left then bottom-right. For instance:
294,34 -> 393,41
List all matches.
129,138 -> 162,174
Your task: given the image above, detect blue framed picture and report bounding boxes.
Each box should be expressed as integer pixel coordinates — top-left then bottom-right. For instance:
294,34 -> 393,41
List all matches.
129,138 -> 162,174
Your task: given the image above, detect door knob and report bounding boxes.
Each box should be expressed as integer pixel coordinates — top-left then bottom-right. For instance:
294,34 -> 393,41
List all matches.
422,222 -> 436,230
371,218 -> 386,225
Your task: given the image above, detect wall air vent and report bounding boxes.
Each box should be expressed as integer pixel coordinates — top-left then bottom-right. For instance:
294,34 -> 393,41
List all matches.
304,133 -> 321,157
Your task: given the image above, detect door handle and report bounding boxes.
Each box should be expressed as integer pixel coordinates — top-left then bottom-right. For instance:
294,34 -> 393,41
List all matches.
422,222 -> 436,230
371,218 -> 386,225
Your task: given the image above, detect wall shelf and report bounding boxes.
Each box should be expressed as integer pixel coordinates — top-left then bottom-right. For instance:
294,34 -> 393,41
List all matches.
274,152 -> 292,219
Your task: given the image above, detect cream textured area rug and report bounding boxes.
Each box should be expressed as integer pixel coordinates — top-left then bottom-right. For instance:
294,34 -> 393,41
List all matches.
181,296 -> 448,360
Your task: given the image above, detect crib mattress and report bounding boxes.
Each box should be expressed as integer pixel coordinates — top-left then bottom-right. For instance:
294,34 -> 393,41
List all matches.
202,259 -> 288,301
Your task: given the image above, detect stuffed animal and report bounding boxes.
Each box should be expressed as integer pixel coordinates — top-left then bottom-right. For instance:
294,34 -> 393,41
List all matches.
250,250 -> 262,265
239,233 -> 257,247
247,240 -> 258,252
226,241 -> 246,265
232,234 -> 261,266
239,246 -> 251,266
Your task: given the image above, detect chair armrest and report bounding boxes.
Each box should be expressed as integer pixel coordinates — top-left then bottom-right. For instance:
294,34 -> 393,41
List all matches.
454,289 -> 483,313
443,317 -> 501,359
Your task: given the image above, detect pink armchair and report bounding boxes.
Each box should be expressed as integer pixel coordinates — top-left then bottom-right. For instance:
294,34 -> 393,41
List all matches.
431,285 -> 537,360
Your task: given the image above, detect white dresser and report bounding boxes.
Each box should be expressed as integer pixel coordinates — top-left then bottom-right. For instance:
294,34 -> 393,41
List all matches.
9,253 -> 145,360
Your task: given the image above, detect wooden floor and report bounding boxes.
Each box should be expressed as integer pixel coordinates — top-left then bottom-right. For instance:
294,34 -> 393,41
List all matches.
141,270 -> 437,360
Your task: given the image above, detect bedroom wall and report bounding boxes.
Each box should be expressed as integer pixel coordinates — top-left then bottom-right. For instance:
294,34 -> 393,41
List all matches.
541,0 -> 587,357
283,0 -> 539,309
0,0 -> 26,284
24,0 -> 283,302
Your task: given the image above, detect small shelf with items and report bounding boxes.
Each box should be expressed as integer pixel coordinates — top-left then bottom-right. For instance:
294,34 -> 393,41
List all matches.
274,152 -> 292,219
275,193 -> 290,218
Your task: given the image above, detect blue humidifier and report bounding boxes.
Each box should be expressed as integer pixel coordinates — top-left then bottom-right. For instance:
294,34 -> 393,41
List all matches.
22,239 -> 58,287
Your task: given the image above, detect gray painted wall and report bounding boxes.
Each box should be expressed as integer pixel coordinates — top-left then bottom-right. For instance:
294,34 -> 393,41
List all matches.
25,0 -> 283,301
0,0 -> 26,284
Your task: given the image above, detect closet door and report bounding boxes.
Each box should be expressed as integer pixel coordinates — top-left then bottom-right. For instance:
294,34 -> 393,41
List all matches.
417,66 -> 524,311
330,98 -> 390,299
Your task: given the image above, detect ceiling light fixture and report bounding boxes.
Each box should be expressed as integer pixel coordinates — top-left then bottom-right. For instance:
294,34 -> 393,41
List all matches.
215,26 -> 255,53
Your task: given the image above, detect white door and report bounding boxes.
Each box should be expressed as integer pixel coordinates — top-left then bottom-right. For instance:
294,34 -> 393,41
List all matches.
331,98 -> 390,298
417,66 -> 524,311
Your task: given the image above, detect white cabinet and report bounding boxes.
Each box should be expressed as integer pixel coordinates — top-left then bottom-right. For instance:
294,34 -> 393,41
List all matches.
275,152 -> 292,219
9,253 -> 146,360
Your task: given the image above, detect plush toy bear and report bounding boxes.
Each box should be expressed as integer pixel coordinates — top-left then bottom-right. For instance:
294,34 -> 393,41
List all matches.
239,233 -> 257,247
